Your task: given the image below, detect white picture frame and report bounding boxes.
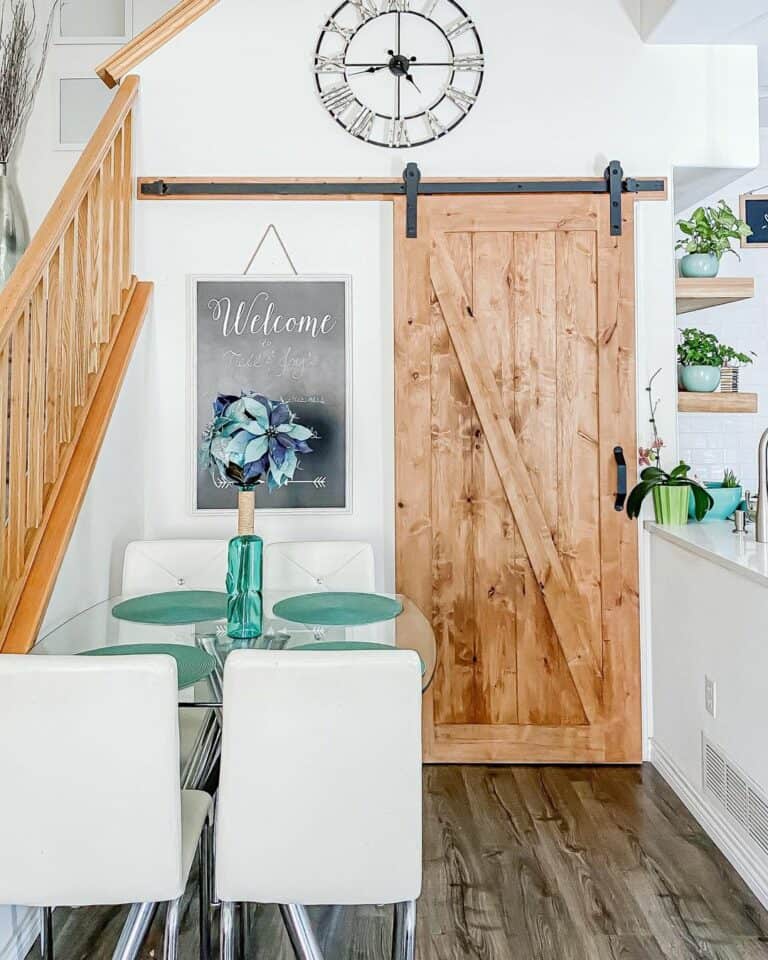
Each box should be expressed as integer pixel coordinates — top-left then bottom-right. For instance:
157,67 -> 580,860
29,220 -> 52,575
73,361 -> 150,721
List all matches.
188,274 -> 354,518
55,0 -> 132,44
55,75 -> 117,151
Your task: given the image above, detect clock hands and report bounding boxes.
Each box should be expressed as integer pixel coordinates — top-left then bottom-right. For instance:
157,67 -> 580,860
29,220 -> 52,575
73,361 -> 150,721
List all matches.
404,72 -> 422,94
345,59 -> 455,69
348,65 -> 390,76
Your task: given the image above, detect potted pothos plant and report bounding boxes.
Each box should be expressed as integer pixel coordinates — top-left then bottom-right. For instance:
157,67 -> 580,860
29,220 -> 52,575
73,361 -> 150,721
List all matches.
627,369 -> 713,524
675,200 -> 752,278
677,327 -> 754,393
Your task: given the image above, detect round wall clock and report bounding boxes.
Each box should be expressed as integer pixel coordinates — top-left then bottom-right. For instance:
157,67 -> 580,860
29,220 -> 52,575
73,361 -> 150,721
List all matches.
314,0 -> 484,149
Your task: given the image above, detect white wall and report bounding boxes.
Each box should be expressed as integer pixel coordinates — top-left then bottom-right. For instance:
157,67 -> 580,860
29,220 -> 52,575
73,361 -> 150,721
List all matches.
678,129 -> 768,493
650,535 -> 768,907
135,200 -> 396,587
16,0 -> 176,232
129,0 -> 758,593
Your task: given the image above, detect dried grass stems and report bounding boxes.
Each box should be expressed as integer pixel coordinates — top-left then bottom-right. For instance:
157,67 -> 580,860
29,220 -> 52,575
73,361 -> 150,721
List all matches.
0,0 -> 56,163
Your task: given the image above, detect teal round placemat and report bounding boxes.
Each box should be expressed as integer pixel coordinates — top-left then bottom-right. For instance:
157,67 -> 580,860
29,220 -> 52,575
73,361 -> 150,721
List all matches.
79,644 -> 216,690
112,591 -> 227,625
273,592 -> 403,627
290,640 -> 425,675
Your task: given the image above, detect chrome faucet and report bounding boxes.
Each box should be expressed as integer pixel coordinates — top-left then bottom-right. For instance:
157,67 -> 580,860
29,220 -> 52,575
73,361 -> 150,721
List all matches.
757,428 -> 768,542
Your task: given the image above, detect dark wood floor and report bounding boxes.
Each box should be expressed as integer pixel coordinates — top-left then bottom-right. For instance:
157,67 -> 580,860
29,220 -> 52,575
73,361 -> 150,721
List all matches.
32,765 -> 768,959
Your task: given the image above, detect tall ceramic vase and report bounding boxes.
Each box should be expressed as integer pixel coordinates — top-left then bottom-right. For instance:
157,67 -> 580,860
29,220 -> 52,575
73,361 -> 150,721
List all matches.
226,488 -> 263,640
0,163 -> 29,288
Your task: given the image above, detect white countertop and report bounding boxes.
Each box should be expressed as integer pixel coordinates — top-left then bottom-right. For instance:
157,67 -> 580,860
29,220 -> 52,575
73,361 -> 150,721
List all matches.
646,521 -> 768,588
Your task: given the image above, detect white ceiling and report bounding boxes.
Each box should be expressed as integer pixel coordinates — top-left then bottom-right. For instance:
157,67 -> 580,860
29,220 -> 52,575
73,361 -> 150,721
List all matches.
630,0 -> 768,116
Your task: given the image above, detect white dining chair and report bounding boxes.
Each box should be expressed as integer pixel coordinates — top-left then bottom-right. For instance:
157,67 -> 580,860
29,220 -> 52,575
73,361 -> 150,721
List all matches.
0,654 -> 213,960
215,649 -> 422,960
122,540 -> 228,774
263,540 -> 376,592
122,540 -> 228,594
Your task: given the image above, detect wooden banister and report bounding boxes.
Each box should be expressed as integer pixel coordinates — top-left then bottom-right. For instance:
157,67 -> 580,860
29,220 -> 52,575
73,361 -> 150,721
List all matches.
0,74 -> 150,653
0,76 -> 139,336
96,0 -> 220,88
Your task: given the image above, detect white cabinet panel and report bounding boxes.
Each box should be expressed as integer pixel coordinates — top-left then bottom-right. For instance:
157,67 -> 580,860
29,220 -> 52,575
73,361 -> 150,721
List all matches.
58,0 -> 130,41
58,78 -> 116,148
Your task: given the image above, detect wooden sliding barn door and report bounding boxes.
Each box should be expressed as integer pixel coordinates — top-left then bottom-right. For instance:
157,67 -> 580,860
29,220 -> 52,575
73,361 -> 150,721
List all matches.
394,193 -> 640,764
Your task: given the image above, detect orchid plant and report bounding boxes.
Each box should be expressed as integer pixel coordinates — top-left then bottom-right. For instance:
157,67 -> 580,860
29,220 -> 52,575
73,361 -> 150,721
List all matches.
639,368 -> 664,468
200,393 -> 315,492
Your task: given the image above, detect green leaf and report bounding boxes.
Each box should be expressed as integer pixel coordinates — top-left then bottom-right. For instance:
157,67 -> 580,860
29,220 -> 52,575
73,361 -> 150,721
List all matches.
689,483 -> 715,521
676,200 -> 750,259
640,466 -> 665,482
626,481 -> 658,519
668,462 -> 691,480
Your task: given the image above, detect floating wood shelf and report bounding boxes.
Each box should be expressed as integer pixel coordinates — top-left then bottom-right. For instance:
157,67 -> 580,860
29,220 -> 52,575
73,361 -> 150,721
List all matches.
676,277 -> 755,315
678,391 -> 758,414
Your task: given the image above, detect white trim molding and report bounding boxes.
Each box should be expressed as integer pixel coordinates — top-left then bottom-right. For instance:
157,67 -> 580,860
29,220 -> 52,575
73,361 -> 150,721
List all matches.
651,738 -> 768,911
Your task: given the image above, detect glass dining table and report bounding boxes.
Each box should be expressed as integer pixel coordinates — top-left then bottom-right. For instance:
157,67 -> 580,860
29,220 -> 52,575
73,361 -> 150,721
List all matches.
32,589 -> 436,960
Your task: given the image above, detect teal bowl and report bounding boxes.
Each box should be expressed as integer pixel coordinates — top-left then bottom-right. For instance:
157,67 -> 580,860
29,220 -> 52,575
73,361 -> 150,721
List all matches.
688,483 -> 743,522
680,365 -> 721,393
680,253 -> 719,278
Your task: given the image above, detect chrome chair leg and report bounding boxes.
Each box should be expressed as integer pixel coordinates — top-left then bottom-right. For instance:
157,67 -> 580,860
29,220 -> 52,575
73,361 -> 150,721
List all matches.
238,903 -> 250,957
112,902 -> 158,960
199,822 -> 212,960
220,901 -> 235,960
40,906 -> 53,960
163,897 -> 181,960
392,901 -> 416,960
279,904 -> 324,960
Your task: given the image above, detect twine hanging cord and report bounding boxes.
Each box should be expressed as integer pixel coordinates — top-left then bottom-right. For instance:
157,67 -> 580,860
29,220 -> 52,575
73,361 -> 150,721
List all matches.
242,223 -> 299,276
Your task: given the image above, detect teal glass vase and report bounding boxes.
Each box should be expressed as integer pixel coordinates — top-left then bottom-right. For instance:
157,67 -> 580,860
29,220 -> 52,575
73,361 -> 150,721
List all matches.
226,535 -> 263,639
226,490 -> 263,640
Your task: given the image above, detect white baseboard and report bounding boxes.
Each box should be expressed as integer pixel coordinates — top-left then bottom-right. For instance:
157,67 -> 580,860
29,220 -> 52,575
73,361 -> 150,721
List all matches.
0,907 -> 38,960
651,738 -> 768,910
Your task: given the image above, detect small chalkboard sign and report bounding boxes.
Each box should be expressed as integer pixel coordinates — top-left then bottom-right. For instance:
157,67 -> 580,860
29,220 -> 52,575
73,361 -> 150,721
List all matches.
191,275 -> 351,514
740,194 -> 768,248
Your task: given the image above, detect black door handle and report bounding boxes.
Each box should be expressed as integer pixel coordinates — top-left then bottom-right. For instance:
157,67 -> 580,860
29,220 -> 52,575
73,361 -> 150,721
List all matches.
614,446 -> 627,512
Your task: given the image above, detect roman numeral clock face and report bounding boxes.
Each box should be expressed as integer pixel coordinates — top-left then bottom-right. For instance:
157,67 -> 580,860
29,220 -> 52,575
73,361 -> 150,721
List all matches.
314,0 -> 484,148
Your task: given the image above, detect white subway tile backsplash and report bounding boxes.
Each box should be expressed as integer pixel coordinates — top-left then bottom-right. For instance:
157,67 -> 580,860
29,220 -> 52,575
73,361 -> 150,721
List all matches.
696,449 -> 726,465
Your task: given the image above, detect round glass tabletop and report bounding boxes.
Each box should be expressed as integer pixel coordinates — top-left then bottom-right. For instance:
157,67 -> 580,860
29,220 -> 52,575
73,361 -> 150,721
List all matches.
32,591 -> 437,702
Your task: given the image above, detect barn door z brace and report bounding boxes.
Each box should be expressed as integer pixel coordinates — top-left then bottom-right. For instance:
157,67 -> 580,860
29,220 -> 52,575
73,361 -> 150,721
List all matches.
140,161 -> 663,239
402,161 -> 663,239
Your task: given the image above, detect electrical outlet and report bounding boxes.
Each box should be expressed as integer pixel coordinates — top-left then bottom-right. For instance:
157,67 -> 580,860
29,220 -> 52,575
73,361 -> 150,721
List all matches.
705,676 -> 716,718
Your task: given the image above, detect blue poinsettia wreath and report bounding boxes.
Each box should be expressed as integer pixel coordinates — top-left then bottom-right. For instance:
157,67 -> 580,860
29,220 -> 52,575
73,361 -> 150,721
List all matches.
200,393 -> 315,492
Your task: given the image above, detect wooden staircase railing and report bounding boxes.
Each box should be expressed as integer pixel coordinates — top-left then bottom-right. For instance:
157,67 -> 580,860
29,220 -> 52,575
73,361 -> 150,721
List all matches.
97,0 -> 220,88
0,74 -> 152,654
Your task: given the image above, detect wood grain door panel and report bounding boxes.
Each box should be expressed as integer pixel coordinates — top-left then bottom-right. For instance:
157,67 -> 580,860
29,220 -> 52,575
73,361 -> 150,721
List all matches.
395,194 -> 640,764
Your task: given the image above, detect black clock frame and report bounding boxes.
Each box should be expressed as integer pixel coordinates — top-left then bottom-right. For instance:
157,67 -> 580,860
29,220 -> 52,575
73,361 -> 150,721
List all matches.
314,0 -> 484,149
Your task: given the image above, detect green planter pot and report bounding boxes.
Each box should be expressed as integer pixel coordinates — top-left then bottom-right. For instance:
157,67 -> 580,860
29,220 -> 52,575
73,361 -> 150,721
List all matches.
680,365 -> 720,392
680,253 -> 719,278
652,485 -> 689,525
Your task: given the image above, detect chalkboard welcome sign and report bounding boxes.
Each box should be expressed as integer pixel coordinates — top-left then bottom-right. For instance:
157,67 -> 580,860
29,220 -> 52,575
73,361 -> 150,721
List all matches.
191,275 -> 351,513
740,193 -> 768,248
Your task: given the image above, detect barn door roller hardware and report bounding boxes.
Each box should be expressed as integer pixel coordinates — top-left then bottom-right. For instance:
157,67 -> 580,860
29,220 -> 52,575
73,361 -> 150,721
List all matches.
401,161 -> 661,238
140,161 -> 664,239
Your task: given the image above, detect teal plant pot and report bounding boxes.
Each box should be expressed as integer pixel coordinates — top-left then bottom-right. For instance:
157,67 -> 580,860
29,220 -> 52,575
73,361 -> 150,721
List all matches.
680,365 -> 720,393
688,483 -> 743,523
226,534 -> 263,639
652,485 -> 689,525
680,253 -> 719,278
